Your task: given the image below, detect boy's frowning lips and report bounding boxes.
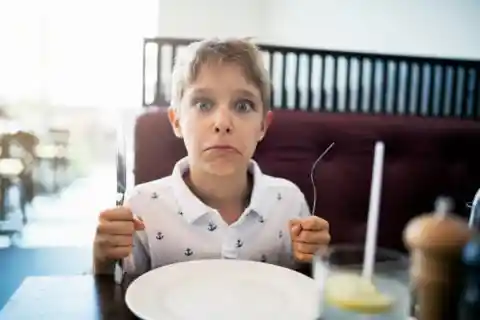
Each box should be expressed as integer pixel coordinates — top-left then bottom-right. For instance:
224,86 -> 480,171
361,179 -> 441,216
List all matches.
204,144 -> 240,154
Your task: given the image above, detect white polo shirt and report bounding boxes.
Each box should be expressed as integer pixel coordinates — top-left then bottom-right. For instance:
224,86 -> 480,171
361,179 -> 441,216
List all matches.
122,157 -> 310,277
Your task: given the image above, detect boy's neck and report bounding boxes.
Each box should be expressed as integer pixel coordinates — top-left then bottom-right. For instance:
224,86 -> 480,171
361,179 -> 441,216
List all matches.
185,166 -> 252,214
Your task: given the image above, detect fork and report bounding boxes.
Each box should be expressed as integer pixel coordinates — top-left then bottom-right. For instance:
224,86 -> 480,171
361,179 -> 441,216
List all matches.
309,142 -> 335,216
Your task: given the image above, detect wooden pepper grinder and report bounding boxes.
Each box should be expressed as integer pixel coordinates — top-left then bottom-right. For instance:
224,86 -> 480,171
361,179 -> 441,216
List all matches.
404,197 -> 473,320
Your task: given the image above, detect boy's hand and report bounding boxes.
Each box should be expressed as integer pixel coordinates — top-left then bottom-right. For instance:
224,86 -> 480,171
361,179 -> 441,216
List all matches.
289,216 -> 330,263
94,207 -> 145,262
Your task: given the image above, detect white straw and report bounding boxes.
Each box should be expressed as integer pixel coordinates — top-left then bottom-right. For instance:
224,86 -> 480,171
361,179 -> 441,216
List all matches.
362,141 -> 385,280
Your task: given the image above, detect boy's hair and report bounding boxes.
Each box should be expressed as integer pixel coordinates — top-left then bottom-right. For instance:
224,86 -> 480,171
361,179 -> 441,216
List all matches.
170,37 -> 271,112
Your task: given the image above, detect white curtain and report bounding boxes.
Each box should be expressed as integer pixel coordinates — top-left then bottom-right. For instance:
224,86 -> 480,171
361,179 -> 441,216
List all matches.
0,0 -> 158,109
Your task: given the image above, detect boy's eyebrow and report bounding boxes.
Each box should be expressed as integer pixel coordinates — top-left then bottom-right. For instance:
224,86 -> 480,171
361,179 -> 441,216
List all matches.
233,89 -> 259,99
189,88 -> 260,100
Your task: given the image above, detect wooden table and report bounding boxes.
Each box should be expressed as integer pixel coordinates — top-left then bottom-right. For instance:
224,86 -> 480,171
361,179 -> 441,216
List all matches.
0,274 -> 419,320
0,275 -> 137,320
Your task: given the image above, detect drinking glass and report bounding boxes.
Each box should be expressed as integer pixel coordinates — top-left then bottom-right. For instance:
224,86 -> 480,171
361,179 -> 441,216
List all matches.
313,245 -> 411,320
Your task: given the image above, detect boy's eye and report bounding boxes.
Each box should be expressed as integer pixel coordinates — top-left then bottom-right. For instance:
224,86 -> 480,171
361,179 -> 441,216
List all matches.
234,100 -> 254,113
194,99 -> 213,111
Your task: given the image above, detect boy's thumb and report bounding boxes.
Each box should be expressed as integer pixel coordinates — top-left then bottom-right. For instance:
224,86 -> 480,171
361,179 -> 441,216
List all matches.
133,216 -> 145,231
289,219 -> 302,237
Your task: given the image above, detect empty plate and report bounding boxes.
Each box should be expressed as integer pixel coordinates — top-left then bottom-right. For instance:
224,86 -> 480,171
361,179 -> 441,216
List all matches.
125,259 -> 319,320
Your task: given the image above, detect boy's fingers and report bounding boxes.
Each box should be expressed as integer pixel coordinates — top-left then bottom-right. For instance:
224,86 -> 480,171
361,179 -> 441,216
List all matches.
299,216 -> 329,231
296,230 -> 331,245
99,207 -> 133,222
293,241 -> 318,254
107,235 -> 134,247
97,220 -> 135,235
103,246 -> 133,260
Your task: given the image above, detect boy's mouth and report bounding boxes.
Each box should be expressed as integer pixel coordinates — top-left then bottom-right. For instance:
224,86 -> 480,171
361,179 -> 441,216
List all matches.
205,145 -> 239,153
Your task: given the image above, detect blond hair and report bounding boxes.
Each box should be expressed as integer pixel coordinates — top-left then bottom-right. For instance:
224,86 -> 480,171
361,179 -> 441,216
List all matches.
170,38 -> 271,112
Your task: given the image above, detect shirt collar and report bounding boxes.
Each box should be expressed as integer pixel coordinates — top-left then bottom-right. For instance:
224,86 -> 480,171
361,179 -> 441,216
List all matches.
171,157 -> 210,223
171,157 -> 271,224
246,159 -> 272,221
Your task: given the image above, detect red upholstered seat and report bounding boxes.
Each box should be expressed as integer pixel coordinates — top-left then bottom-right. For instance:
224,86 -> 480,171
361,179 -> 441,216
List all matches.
133,107 -> 480,251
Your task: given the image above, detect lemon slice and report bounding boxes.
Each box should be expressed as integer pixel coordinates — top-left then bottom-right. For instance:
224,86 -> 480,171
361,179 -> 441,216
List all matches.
324,273 -> 394,314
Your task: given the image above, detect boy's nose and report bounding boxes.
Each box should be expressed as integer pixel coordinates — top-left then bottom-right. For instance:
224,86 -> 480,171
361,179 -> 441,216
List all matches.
214,126 -> 231,134
213,110 -> 233,134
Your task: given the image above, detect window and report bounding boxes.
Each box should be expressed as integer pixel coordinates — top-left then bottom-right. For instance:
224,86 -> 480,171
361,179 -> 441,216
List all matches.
0,0 -> 158,109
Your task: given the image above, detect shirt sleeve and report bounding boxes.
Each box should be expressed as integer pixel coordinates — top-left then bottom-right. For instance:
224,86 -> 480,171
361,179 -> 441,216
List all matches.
121,188 -> 151,277
299,194 -> 312,218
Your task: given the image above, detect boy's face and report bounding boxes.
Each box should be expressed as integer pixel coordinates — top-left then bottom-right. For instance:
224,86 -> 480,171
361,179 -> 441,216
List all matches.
168,63 -> 272,176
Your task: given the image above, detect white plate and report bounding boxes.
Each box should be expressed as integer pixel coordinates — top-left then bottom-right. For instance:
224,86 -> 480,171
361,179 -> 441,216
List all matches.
125,259 -> 320,320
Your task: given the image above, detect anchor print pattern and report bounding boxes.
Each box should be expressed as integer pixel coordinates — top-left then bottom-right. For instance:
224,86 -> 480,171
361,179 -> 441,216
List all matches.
156,232 -> 164,240
184,248 -> 194,256
278,230 -> 283,239
151,192 -> 158,199
258,216 -> 264,224
207,222 -> 217,232
236,239 -> 244,248
277,193 -> 282,201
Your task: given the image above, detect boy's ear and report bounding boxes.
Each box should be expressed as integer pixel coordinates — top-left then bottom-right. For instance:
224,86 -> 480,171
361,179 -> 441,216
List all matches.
167,107 -> 183,138
258,111 -> 273,141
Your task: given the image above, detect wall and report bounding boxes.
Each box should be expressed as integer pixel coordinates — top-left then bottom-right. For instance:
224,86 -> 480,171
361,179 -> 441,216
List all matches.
156,0 -> 268,40
156,0 -> 480,59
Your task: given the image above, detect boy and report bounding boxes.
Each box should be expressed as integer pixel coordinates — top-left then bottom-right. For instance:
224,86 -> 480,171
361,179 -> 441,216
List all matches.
93,38 -> 330,278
